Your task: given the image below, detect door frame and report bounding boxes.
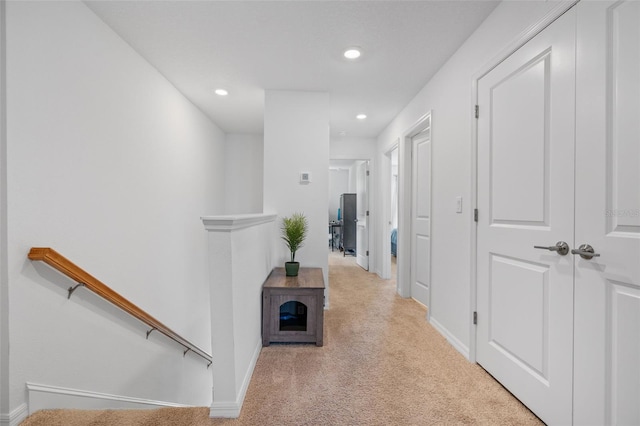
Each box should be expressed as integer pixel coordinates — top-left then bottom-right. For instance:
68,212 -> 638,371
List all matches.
397,112 -> 431,314
0,1 -> 8,420
355,160 -> 370,270
328,157 -> 374,268
381,141 -> 399,281
469,0 -> 579,363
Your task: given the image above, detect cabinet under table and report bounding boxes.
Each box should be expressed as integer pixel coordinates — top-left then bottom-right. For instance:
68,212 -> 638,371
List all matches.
262,267 -> 325,347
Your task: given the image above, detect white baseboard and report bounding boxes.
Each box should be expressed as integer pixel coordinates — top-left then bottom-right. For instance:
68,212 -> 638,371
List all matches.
0,403 -> 28,426
209,338 -> 262,418
26,382 -> 191,414
236,338 -> 262,410
209,400 -> 242,418
429,316 -> 470,360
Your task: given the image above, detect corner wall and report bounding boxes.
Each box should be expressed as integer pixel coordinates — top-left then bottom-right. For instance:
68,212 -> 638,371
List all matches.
6,0 -> 224,413
225,134 -> 264,214
330,137 -> 376,161
375,1 -> 568,356
202,214 -> 275,418
0,0 -> 9,423
263,90 -> 330,293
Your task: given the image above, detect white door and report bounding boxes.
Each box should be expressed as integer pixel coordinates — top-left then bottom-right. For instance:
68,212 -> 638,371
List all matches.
356,161 -> 369,270
410,120 -> 431,308
573,2 -> 640,424
476,10 -> 576,425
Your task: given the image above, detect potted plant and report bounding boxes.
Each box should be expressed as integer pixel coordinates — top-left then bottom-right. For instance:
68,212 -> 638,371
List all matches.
281,212 -> 308,276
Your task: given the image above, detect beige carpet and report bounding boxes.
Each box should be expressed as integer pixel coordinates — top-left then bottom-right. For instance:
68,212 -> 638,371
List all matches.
21,251 -> 542,425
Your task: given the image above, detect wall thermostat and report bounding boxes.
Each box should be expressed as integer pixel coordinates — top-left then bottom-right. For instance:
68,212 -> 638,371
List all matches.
300,172 -> 311,184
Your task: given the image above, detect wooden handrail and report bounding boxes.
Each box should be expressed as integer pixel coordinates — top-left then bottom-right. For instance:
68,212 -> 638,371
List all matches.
28,247 -> 212,366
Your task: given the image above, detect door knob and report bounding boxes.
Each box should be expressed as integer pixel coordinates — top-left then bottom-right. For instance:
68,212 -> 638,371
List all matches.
534,241 -> 569,256
571,244 -> 600,260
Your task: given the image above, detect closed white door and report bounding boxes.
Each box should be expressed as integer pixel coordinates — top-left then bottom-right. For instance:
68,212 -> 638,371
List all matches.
573,2 -> 640,424
410,121 -> 431,308
476,9 -> 576,425
356,161 -> 369,270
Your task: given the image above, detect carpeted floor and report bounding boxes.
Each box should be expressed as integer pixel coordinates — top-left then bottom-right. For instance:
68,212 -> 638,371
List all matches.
21,251 -> 542,425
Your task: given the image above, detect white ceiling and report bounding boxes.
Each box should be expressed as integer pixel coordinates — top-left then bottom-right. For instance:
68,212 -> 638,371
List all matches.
86,1 -> 500,139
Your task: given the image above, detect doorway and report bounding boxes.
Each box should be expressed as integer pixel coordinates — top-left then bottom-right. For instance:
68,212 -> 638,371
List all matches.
385,146 -> 399,283
409,124 -> 432,308
474,2 -> 640,424
396,112 -> 432,313
328,159 -> 370,270
475,10 -> 576,423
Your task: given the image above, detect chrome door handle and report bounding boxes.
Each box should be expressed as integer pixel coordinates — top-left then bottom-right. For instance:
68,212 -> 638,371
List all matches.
571,244 -> 600,260
534,241 -> 569,256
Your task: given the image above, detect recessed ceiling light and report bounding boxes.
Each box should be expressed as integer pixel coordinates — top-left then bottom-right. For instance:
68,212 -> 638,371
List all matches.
343,48 -> 362,60
356,114 -> 367,120
214,89 -> 228,96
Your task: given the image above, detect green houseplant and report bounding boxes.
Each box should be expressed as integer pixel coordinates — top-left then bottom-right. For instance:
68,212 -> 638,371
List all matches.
281,212 -> 308,276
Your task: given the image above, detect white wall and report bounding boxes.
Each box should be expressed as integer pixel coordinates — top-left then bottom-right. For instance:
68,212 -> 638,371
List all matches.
348,162 -> 358,193
0,0 -> 8,421
203,215 -> 275,417
375,1 -> 569,357
6,0 -> 225,413
329,169 -> 349,222
330,136 -> 376,160
263,90 -> 330,295
225,134 -> 264,214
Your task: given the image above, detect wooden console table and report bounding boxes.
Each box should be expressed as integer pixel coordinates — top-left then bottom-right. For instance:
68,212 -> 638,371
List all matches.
262,267 -> 325,346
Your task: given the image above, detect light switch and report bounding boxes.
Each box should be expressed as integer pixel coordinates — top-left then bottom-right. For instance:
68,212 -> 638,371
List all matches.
456,196 -> 463,213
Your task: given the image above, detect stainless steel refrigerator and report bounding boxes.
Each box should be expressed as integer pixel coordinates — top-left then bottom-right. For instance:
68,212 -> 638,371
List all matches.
340,193 -> 356,256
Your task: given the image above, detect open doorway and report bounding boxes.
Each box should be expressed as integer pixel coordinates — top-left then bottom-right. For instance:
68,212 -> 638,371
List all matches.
328,159 -> 369,270
389,148 -> 399,280
395,112 -> 431,312
381,146 -> 399,283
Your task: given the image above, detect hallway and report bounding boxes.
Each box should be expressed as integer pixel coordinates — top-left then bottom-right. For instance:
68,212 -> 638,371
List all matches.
20,253 -> 543,425
210,252 -> 542,425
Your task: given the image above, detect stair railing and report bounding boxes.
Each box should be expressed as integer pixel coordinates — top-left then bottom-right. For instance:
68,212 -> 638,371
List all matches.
28,247 -> 212,367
